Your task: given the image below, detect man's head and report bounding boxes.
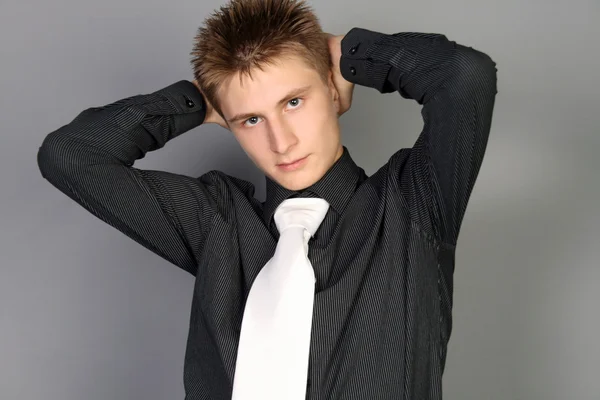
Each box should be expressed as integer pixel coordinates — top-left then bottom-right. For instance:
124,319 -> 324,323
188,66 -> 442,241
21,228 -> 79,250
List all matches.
191,0 -> 343,191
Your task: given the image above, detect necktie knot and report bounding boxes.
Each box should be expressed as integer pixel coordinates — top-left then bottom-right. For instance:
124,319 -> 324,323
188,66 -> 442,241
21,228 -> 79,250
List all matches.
274,198 -> 330,237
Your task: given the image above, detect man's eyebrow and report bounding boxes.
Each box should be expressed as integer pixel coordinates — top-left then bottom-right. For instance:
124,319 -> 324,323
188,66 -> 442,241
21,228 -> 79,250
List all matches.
226,85 -> 312,124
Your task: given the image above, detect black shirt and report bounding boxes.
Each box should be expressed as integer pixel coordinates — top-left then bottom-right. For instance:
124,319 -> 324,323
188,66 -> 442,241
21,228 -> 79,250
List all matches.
37,27 -> 497,400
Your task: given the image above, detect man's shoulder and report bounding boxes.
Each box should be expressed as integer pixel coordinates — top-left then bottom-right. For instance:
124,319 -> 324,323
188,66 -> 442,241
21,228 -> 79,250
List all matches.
366,148 -> 412,183
197,169 -> 258,201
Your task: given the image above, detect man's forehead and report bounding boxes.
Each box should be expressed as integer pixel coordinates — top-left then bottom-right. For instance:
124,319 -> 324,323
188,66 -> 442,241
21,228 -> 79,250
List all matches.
226,57 -> 314,90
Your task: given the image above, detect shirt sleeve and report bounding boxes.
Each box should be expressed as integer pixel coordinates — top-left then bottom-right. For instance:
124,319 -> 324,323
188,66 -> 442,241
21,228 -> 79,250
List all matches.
340,28 -> 498,245
37,80 -> 222,276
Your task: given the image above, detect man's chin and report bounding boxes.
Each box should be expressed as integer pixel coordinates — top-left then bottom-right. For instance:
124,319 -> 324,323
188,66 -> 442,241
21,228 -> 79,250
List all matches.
272,171 -> 320,192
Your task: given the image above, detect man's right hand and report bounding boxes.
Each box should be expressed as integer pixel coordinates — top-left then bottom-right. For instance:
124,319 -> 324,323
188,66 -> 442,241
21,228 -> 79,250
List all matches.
192,80 -> 229,129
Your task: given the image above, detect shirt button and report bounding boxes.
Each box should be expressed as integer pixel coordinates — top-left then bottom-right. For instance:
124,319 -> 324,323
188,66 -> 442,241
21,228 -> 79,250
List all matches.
349,45 -> 358,55
183,96 -> 195,108
350,66 -> 356,75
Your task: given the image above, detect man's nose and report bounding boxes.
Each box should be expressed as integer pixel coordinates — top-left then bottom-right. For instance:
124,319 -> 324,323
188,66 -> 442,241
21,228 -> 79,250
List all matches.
268,119 -> 298,154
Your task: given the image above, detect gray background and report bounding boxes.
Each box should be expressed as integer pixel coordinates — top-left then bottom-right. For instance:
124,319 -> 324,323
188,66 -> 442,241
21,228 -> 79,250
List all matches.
1,0 -> 598,399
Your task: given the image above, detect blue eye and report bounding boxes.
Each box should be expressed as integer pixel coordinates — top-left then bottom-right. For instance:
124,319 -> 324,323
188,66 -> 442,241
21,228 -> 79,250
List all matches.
245,116 -> 260,126
242,98 -> 303,127
288,98 -> 302,107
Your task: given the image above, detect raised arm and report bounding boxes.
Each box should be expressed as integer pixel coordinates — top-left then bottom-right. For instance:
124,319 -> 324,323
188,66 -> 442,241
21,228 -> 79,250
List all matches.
340,28 -> 498,245
37,80 -> 223,275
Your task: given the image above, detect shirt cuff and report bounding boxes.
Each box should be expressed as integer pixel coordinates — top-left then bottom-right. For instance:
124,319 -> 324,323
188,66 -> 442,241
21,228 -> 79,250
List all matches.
151,80 -> 206,114
340,28 -> 419,94
151,80 -> 207,132
340,27 -> 392,92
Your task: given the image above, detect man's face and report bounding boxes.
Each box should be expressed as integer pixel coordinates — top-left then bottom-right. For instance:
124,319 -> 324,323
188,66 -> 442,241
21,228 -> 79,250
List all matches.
218,54 -> 343,191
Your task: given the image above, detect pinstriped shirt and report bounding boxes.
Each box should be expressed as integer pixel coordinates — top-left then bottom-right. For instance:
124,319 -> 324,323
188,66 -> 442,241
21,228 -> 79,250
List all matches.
37,27 -> 497,400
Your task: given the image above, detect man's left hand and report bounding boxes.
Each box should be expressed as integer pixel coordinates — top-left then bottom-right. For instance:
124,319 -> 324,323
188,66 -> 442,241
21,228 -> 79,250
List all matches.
326,33 -> 355,116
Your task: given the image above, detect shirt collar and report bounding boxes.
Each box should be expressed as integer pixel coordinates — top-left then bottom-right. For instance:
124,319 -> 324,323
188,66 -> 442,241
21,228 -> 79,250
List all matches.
262,146 -> 365,226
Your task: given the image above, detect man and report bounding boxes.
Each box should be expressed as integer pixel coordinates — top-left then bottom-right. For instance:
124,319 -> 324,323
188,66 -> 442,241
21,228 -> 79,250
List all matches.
37,0 -> 497,398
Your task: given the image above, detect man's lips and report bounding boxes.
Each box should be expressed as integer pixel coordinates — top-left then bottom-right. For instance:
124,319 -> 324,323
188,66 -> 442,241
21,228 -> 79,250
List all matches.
276,155 -> 309,171
277,156 -> 307,166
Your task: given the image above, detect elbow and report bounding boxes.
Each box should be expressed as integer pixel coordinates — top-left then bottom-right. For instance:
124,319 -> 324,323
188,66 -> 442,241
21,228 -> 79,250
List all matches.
38,132 -> 58,179
452,46 -> 498,95
37,130 -> 77,183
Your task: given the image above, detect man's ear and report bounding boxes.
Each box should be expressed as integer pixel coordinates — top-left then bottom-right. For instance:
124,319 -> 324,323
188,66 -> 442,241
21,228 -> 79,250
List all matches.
327,70 -> 341,114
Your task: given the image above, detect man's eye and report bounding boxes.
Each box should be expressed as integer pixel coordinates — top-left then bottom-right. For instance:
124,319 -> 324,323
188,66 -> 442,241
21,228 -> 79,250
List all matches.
244,116 -> 261,127
288,98 -> 303,108
242,99 -> 302,127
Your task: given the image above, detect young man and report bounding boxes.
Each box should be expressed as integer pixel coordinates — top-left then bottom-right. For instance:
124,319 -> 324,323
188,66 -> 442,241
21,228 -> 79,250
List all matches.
37,0 -> 497,398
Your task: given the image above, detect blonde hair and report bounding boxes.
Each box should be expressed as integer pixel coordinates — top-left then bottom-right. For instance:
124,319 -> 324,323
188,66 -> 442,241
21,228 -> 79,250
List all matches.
190,0 -> 331,118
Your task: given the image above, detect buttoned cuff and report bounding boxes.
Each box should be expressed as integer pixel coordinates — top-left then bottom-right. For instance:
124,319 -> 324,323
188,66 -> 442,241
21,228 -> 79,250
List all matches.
152,80 -> 206,114
340,28 -> 392,93
151,80 -> 207,132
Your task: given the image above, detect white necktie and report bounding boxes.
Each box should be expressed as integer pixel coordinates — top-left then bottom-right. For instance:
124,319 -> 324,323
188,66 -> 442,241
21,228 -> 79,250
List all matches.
231,197 -> 330,400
